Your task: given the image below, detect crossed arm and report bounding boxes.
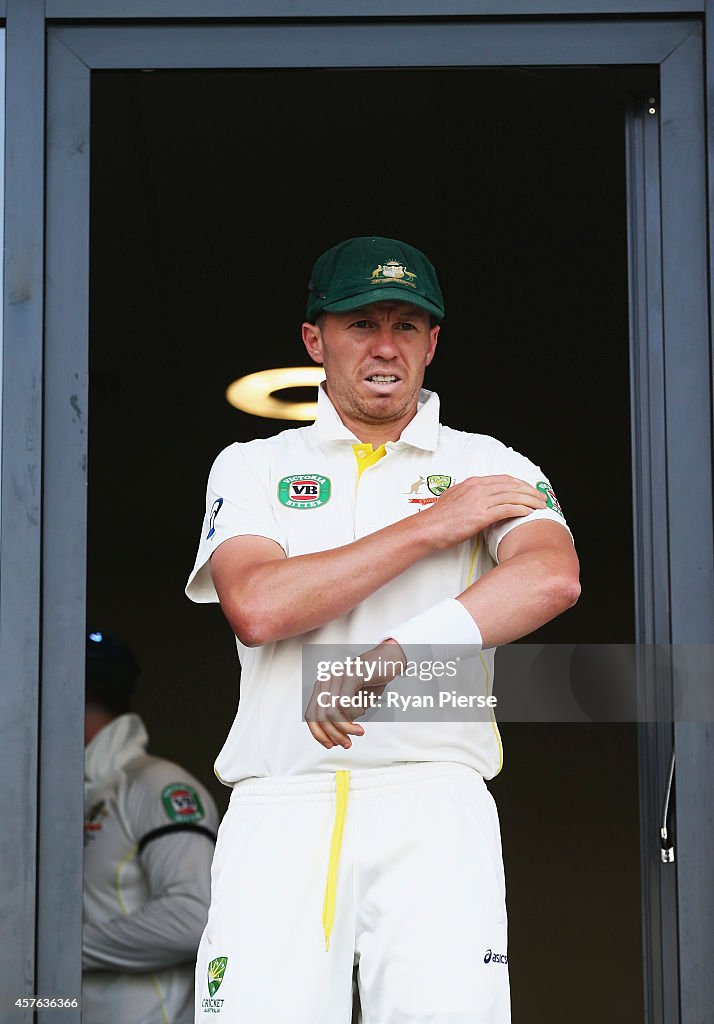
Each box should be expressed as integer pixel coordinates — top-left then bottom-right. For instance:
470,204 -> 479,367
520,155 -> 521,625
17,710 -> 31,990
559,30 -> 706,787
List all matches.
210,475 -> 580,747
210,474 -> 580,650
83,831 -> 214,972
457,519 -> 580,648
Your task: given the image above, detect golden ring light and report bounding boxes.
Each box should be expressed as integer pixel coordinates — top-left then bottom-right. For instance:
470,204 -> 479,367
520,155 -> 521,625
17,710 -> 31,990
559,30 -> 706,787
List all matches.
225,366 -> 326,421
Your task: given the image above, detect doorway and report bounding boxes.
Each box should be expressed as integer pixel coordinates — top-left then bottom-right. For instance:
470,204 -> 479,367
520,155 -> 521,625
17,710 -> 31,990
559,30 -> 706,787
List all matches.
88,66 -> 652,1022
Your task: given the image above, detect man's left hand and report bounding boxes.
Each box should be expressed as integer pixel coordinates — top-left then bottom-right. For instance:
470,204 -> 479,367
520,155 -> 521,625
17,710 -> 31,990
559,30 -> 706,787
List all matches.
304,639 -> 405,749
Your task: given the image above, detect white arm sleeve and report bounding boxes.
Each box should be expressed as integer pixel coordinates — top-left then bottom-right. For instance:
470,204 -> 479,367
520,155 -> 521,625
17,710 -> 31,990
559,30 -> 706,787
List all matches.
82,829 -> 216,972
482,442 -> 573,562
186,442 -> 287,603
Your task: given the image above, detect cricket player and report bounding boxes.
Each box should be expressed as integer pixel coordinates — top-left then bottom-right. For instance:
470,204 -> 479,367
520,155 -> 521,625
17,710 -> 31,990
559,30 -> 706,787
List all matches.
187,236 -> 580,1023
83,630 -> 219,1024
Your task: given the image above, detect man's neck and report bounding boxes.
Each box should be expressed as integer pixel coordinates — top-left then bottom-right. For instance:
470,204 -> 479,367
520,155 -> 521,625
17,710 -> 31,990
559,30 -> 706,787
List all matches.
330,401 -> 420,448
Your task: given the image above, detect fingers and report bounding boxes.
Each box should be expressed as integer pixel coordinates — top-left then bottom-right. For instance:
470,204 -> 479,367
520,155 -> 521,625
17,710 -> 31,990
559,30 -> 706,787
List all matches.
468,476 -> 548,514
490,503 -> 545,519
305,678 -> 367,749
483,476 -> 547,505
307,717 -> 364,749
325,719 -> 365,748
307,720 -> 335,748
445,475 -> 547,508
499,491 -> 547,510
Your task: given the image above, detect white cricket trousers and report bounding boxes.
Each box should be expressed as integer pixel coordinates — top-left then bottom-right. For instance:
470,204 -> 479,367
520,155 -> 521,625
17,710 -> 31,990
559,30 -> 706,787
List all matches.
195,761 -> 511,1023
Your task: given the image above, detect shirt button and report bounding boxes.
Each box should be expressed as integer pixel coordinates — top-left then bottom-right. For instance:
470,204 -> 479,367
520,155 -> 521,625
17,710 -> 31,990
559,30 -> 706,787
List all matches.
358,450 -> 367,458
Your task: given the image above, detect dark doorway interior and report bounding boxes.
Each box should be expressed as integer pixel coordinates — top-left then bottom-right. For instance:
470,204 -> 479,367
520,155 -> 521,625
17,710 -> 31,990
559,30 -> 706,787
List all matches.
89,67 -> 653,1023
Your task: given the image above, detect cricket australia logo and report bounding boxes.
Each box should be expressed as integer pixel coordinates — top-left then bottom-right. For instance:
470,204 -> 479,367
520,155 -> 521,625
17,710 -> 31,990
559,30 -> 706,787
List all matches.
427,474 -> 452,496
202,956 -> 228,1013
208,957 -> 228,996
278,474 -> 331,509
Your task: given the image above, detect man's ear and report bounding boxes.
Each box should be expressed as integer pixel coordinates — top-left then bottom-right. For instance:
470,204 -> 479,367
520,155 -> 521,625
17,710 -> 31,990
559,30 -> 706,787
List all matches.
425,323 -> 440,366
302,322 -> 324,364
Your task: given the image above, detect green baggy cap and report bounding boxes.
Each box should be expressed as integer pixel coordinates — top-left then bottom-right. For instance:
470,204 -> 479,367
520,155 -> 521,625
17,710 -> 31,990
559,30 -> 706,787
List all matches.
306,236 -> 445,323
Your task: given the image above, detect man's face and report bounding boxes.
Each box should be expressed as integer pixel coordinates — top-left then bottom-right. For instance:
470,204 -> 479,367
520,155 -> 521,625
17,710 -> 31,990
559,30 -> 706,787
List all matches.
302,302 -> 439,427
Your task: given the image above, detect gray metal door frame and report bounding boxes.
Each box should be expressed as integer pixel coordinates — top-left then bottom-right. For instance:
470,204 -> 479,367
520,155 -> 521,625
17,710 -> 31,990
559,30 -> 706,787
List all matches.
1,8 -> 712,1023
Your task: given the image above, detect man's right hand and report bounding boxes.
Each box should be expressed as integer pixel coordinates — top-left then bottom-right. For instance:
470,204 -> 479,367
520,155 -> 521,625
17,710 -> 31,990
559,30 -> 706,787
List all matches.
420,475 -> 548,550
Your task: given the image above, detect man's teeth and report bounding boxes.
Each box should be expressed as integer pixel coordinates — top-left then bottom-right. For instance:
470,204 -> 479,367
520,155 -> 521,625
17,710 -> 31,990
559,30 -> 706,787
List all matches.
368,375 -> 398,383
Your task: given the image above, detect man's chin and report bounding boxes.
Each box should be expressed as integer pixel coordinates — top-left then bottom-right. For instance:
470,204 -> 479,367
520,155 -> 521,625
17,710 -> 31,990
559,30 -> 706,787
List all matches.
327,380 -> 421,426
354,395 -> 412,423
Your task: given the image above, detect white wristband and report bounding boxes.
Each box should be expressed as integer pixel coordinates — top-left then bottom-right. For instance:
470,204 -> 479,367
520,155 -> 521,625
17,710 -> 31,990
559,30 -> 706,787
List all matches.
383,598 -> 483,665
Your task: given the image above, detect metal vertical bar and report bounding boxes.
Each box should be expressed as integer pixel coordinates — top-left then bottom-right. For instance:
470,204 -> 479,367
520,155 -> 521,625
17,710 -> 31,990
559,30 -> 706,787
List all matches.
660,33 -> 713,641
707,1 -> 714,433
0,0 -> 45,1017
659,26 -> 714,1024
673,723 -> 714,1024
692,9 -> 714,1019
35,33 -> 91,1024
626,91 -> 680,1024
0,37 -> 5,514
625,100 -> 670,647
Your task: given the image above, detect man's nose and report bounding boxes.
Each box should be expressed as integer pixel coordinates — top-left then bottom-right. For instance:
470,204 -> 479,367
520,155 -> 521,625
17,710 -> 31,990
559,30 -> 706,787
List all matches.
369,326 -> 398,358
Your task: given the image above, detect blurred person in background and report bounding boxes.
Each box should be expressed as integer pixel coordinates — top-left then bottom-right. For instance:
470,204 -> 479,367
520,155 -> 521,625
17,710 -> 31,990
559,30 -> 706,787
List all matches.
83,630 -> 219,1024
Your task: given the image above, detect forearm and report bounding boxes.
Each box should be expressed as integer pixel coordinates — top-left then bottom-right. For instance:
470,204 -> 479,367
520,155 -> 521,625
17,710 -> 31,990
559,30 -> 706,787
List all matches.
216,512 -> 435,646
456,549 -> 581,648
83,892 -> 209,973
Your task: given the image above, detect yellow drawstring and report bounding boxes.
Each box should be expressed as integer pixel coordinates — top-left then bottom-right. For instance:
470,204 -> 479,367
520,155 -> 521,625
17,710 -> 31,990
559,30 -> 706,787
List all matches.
322,770 -> 350,951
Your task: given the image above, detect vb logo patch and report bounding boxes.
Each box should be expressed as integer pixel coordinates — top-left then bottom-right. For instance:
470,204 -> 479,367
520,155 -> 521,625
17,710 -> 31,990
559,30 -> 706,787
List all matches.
208,957 -> 228,997
161,783 -> 205,824
278,474 -> 331,509
536,480 -> 564,517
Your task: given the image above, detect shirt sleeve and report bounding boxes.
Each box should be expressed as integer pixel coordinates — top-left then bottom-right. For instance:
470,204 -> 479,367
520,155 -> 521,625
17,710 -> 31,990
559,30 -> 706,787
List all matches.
186,442 -> 287,603
482,441 -> 573,562
82,762 -> 219,974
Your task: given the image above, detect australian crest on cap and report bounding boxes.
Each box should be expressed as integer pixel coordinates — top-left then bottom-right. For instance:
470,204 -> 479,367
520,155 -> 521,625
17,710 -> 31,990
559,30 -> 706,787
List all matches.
371,260 -> 417,287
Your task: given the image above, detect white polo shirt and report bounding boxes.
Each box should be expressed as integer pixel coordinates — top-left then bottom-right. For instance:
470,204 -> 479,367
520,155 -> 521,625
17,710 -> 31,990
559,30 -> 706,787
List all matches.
186,387 -> 570,783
